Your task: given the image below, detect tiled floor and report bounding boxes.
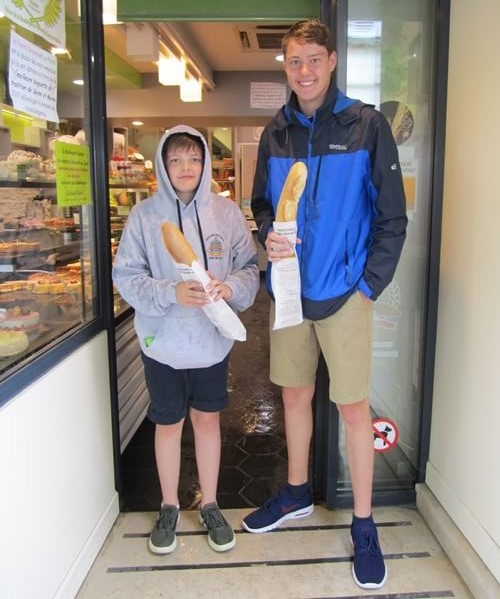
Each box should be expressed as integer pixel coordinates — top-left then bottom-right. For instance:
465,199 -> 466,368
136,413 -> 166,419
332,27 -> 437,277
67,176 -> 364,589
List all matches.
77,505 -> 473,598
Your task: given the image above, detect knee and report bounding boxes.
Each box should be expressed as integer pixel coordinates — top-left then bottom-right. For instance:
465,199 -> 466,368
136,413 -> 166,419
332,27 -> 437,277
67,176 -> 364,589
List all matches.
190,409 -> 219,433
155,419 -> 184,438
337,399 -> 369,427
282,386 -> 315,409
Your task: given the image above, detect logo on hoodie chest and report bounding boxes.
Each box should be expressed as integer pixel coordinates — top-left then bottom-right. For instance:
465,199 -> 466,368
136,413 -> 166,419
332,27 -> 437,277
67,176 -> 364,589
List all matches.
206,233 -> 224,259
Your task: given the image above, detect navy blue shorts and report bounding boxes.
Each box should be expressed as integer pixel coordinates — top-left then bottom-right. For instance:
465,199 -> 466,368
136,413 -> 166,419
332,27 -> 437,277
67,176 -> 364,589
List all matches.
142,353 -> 230,425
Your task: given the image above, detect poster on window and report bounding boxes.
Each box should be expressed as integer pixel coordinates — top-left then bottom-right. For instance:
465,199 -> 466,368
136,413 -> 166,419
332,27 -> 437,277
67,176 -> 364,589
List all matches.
0,0 -> 66,48
55,141 -> 92,207
8,30 -> 59,123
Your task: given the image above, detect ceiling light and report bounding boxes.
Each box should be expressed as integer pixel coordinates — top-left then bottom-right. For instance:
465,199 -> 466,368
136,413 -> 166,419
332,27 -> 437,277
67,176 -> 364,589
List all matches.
73,79 -> 84,86
156,23 -> 215,92
102,0 -> 118,25
132,121 -> 144,126
180,74 -> 202,103
51,47 -> 72,59
158,51 -> 185,86
275,54 -> 284,62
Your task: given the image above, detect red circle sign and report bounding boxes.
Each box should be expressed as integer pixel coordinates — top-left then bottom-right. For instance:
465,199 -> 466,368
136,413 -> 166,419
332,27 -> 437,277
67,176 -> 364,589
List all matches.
372,417 -> 399,453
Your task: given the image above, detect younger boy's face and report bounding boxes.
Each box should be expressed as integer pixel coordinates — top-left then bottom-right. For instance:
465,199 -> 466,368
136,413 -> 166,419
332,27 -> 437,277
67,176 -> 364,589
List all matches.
165,144 -> 203,203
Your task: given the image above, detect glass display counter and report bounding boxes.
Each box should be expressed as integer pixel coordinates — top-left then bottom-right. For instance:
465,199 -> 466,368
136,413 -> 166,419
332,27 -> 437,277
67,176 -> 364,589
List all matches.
109,184 -> 152,320
0,177 -> 96,377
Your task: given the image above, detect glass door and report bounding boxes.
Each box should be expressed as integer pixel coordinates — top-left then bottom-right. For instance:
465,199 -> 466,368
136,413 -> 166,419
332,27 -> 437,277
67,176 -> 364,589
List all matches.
318,0 -> 441,505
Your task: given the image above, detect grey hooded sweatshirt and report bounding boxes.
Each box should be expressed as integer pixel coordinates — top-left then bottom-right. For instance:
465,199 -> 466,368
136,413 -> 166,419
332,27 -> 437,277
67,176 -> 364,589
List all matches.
112,125 -> 259,369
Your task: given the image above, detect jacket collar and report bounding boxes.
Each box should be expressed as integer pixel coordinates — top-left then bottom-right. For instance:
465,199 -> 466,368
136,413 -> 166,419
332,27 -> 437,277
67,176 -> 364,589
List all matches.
283,78 -> 363,127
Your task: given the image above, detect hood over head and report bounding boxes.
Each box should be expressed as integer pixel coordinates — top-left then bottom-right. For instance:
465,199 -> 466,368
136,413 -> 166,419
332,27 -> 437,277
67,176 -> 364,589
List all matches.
154,124 -> 212,207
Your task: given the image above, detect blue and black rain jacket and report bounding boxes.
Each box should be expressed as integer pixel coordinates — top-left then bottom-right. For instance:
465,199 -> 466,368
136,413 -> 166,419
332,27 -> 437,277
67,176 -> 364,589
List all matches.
251,80 -> 408,320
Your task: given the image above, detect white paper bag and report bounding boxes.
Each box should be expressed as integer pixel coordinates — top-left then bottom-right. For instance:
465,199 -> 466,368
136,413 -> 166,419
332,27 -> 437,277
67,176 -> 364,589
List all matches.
175,261 -> 247,341
271,221 -> 303,330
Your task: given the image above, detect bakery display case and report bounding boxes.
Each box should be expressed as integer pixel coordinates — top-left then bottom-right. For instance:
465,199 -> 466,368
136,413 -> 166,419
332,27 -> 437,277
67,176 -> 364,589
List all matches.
0,155 -> 96,376
109,185 -> 153,319
108,139 -> 156,320
0,0 -> 106,390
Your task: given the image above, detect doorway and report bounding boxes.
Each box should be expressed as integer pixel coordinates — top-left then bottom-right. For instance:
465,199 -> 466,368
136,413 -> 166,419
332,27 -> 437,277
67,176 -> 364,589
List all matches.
109,0 -> 441,512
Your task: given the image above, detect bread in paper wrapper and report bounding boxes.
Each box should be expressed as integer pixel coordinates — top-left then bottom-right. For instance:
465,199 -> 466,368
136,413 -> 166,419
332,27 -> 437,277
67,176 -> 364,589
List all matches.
161,222 -> 246,341
271,162 -> 307,330
275,161 -> 307,223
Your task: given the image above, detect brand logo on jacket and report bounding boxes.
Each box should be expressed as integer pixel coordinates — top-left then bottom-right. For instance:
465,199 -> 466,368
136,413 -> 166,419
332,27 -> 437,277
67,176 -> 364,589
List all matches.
329,144 -> 347,151
206,234 -> 224,259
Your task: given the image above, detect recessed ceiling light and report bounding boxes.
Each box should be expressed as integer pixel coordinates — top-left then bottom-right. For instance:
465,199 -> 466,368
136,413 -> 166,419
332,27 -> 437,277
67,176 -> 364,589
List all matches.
73,79 -> 84,86
275,54 -> 284,62
51,47 -> 68,55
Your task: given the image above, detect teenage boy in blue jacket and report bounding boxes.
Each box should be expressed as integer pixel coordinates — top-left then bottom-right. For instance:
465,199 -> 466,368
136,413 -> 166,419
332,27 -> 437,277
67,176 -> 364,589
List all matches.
243,19 -> 407,590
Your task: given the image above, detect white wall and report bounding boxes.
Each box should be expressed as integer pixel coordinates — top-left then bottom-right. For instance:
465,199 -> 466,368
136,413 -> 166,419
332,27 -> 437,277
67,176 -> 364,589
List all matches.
0,333 -> 119,599
426,0 -> 500,582
105,71 -> 285,121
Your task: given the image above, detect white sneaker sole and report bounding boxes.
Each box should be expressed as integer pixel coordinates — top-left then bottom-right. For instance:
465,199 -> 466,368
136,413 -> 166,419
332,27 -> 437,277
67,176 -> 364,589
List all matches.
207,534 -> 236,552
350,536 -> 387,589
148,512 -> 179,554
199,512 -> 236,552
149,536 -> 177,554
242,504 -> 314,533
352,564 -> 387,589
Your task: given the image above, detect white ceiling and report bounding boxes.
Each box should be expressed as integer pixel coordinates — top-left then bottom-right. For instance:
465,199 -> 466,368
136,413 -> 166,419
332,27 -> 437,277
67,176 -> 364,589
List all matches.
104,20 -> 289,79
182,22 -> 288,71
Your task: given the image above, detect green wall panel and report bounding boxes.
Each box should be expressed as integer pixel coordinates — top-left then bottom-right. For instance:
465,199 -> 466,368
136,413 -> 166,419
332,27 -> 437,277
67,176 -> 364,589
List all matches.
118,0 -> 319,22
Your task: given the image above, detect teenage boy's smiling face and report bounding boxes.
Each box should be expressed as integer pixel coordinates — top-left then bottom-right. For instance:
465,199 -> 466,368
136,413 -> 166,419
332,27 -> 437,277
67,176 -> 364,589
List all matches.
284,39 -> 337,116
165,145 -> 203,203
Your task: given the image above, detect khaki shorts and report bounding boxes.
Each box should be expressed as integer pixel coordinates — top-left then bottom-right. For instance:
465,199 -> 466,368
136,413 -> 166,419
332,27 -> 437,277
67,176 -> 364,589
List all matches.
270,292 -> 373,404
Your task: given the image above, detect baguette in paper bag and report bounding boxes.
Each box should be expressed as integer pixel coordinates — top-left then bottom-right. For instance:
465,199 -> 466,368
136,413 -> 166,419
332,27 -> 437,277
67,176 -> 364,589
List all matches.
161,221 -> 246,341
271,162 -> 307,330
161,221 -> 197,266
275,161 -> 307,222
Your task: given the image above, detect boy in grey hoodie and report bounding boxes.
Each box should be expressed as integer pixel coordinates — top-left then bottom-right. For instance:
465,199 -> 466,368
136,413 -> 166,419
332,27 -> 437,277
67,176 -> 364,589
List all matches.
113,125 -> 259,554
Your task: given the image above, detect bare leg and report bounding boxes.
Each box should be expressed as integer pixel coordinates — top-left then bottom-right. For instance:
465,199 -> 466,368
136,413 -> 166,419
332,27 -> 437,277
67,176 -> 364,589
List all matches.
190,408 -> 221,506
282,385 -> 315,485
337,399 -> 373,518
155,420 -> 184,506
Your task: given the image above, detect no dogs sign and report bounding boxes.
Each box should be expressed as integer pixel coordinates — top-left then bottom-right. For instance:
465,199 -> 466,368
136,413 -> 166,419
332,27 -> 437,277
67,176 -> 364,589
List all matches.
372,417 -> 399,453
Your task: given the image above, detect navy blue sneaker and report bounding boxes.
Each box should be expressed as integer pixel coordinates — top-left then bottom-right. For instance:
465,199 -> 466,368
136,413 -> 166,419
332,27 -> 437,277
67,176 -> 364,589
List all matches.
242,485 -> 314,533
351,516 -> 387,589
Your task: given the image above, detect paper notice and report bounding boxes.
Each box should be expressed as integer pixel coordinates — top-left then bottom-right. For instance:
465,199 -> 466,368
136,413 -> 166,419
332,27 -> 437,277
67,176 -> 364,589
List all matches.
271,221 -> 303,330
175,261 -> 247,342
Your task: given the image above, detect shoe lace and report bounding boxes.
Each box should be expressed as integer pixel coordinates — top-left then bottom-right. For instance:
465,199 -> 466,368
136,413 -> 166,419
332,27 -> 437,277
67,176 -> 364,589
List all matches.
157,507 -> 177,531
203,506 -> 227,529
354,529 -> 380,557
263,487 -> 288,514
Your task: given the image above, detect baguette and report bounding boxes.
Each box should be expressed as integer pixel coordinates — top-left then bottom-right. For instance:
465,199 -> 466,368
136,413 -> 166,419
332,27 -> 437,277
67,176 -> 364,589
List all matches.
275,161 -> 307,222
161,221 -> 197,265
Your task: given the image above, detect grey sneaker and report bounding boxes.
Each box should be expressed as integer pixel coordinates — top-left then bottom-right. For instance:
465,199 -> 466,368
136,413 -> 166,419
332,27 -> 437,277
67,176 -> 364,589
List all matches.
199,502 -> 236,552
149,504 -> 179,554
